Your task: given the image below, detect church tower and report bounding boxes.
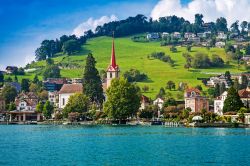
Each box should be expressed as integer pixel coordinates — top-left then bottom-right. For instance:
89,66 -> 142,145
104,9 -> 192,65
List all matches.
106,37 -> 120,88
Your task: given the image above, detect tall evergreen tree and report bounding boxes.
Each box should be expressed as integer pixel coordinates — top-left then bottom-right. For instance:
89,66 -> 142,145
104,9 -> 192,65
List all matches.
82,53 -> 104,105
214,83 -> 220,97
21,79 -> 30,92
241,75 -> 248,89
223,87 -> 244,113
220,82 -> 226,95
33,74 -> 39,84
233,78 -> 240,91
225,71 -> 232,86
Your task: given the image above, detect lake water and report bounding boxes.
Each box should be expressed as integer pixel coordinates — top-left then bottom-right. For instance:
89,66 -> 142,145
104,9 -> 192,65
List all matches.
0,125 -> 250,166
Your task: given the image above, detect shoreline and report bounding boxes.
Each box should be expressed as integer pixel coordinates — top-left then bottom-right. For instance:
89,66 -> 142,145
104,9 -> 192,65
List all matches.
0,121 -> 249,128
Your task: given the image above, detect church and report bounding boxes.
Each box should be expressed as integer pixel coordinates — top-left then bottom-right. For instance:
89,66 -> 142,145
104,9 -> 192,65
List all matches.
105,37 -> 120,89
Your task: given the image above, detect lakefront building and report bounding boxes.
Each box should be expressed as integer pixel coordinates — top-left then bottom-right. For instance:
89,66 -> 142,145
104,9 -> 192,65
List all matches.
106,37 -> 120,89
58,84 -> 83,109
9,92 -> 42,122
214,91 -> 228,115
184,88 -> 209,113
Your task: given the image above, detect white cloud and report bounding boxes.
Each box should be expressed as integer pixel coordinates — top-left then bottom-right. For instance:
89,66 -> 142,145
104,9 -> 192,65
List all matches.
150,0 -> 250,26
73,15 -> 118,37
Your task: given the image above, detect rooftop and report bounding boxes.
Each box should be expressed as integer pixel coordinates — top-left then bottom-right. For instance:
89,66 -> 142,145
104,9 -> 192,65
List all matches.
59,84 -> 83,94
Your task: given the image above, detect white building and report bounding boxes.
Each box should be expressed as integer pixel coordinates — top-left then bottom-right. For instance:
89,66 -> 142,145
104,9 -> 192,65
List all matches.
187,37 -> 200,43
58,84 -> 83,109
172,32 -> 181,39
48,91 -> 59,107
184,32 -> 195,39
207,75 -> 230,88
162,32 -> 170,38
146,33 -> 159,40
216,32 -> 227,40
153,98 -> 164,110
214,91 -> 228,115
140,95 -> 150,110
215,41 -> 226,48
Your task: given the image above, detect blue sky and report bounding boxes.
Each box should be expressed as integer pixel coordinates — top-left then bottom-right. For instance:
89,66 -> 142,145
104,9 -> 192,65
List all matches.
0,0 -> 191,69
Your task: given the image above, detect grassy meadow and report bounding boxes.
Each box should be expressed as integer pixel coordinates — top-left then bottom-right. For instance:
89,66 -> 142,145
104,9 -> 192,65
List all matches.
6,36 -> 247,98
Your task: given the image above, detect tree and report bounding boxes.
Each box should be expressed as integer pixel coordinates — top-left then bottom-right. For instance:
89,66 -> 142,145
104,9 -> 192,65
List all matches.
214,83 -> 220,97
220,82 -> 226,94
216,17 -> 228,32
33,75 -> 39,84
240,21 -> 248,34
241,75 -> 248,89
123,69 -> 147,82
142,85 -> 149,93
8,102 -> 16,111
62,39 -> 81,55
138,105 -> 157,119
29,83 -> 40,93
43,101 -> 54,119
104,77 -> 141,123
36,101 -> 44,113
230,21 -> 240,34
225,71 -> 232,86
223,87 -> 244,113
192,53 -> 211,68
157,87 -> 166,98
63,93 -> 89,117
186,45 -> 192,52
170,46 -> 177,53
14,75 -> 18,82
0,72 -> 3,83
1,85 -> 17,104
43,60 -> 60,80
21,79 -> 30,92
211,54 -> 224,67
233,78 -> 240,91
38,90 -> 48,101
163,98 -> 177,107
82,53 -> 104,105
166,81 -> 175,90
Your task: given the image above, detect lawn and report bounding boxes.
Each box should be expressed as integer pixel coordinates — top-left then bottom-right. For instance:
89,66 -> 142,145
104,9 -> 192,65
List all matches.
9,36 -> 247,98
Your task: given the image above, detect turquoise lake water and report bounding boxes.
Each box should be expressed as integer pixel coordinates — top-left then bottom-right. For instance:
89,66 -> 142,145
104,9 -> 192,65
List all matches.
0,125 -> 250,166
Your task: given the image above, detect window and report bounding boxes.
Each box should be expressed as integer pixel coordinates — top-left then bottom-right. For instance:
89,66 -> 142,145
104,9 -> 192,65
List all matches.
62,98 -> 65,106
110,73 -> 112,78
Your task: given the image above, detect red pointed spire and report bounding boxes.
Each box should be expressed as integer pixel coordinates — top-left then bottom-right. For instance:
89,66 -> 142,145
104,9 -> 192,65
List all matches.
110,35 -> 117,68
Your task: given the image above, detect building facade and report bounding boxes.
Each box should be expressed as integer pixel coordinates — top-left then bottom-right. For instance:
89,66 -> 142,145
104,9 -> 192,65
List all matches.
9,92 -> 42,122
140,95 -> 150,110
214,91 -> 228,115
184,88 -> 209,113
58,84 -> 83,109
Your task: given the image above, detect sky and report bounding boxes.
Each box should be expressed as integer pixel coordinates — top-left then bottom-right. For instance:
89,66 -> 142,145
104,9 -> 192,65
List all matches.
1,0 -> 250,69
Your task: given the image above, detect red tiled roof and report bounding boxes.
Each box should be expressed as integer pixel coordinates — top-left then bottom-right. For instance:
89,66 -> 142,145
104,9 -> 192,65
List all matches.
59,84 -> 83,94
238,89 -> 250,98
185,88 -> 201,94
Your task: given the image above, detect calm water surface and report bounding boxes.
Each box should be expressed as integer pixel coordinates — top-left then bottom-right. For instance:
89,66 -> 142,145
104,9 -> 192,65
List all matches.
0,125 -> 249,166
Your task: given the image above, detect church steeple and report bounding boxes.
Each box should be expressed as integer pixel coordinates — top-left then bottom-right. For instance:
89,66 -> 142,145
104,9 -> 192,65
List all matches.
106,34 -> 120,89
110,37 -> 117,68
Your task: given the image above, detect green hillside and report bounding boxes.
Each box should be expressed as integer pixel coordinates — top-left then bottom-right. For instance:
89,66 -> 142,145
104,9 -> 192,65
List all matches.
10,36 -> 247,98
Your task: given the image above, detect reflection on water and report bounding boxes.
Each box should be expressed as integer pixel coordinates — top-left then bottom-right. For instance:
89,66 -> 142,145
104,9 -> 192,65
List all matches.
0,125 -> 250,166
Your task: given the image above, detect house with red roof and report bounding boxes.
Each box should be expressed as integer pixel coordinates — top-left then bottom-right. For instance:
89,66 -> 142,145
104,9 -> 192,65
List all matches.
140,95 -> 150,110
184,88 -> 209,113
58,84 -> 83,109
9,92 -> 42,122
